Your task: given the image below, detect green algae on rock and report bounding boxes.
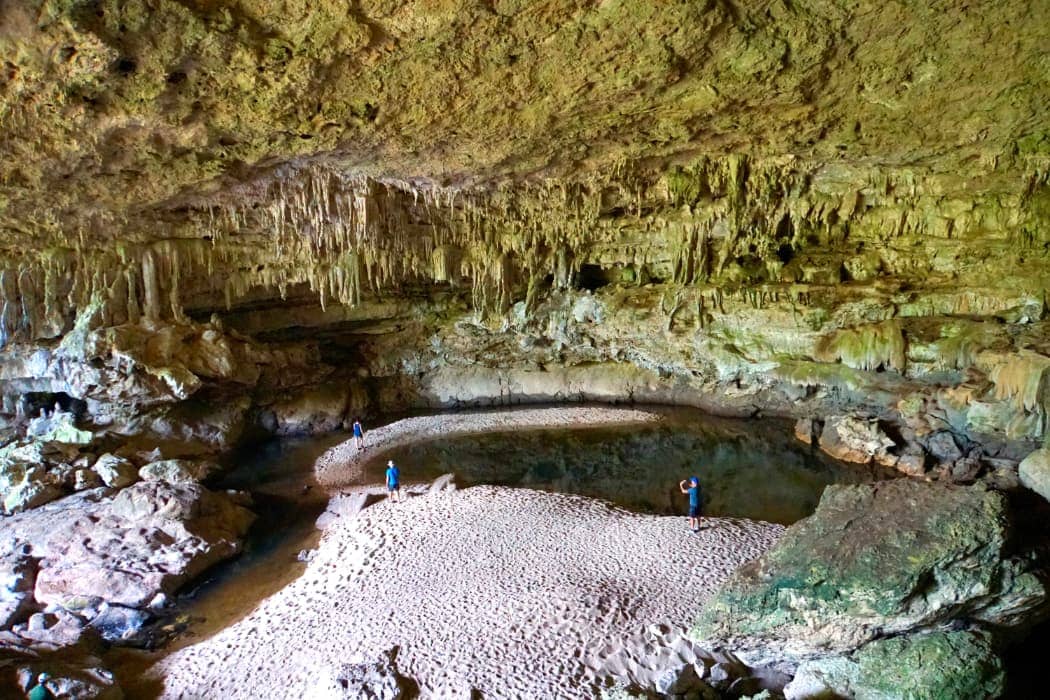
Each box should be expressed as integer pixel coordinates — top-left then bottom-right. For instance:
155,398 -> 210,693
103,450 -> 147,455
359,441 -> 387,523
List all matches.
692,480 -> 1047,668
785,631 -> 1006,700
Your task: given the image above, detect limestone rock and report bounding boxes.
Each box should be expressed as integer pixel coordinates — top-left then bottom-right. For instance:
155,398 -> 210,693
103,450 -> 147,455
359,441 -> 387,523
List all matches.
92,454 -> 138,489
138,459 -> 220,484
817,416 -> 895,464
33,481 -> 254,609
793,418 -> 816,445
1019,448 -> 1050,502
785,631 -> 1005,700
694,480 -> 1047,668
268,384 -> 351,436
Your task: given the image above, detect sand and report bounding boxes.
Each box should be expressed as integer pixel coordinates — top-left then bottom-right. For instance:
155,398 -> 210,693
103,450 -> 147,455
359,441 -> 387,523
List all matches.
147,408 -> 784,698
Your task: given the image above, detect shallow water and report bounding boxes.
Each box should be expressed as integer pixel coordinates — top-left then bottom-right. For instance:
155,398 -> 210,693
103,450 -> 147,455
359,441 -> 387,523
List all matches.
364,410 -> 892,525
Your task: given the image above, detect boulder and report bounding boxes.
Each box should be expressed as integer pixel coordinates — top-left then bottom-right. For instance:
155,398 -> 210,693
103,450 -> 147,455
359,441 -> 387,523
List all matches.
138,458 -> 220,484
1019,448 -> 1050,502
92,454 -> 138,488
74,469 -> 103,491
694,480 -> 1046,669
793,418 -> 816,445
88,604 -> 154,645
784,631 -> 1005,700
34,481 -> 254,609
268,384 -> 351,436
817,416 -> 895,464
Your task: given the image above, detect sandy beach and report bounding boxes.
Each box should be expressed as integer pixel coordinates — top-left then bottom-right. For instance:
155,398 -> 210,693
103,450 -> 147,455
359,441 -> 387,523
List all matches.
146,408 -> 784,698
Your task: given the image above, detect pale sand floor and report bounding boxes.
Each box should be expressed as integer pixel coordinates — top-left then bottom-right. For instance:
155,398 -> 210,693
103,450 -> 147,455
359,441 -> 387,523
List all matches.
149,408 -> 783,699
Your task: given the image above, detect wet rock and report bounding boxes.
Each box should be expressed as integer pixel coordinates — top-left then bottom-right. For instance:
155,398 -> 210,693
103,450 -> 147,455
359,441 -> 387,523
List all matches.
694,480 -> 1047,669
88,604 -> 153,645
92,453 -> 138,488
784,631 -> 1005,700
817,416 -> 895,465
138,458 -> 220,484
1019,448 -> 1050,502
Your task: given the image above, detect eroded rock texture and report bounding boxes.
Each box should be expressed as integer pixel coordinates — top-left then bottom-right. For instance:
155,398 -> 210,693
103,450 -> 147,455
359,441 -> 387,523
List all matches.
0,2 -> 1047,479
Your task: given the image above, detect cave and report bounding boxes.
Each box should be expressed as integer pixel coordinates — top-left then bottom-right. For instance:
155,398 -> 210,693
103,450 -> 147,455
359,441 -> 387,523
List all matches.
1,1 -> 1049,698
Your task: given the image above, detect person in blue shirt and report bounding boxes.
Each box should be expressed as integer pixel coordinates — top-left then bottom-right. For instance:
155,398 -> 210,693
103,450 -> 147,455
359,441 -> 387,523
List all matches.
386,460 -> 401,503
352,418 -> 365,450
679,476 -> 703,532
27,673 -> 52,700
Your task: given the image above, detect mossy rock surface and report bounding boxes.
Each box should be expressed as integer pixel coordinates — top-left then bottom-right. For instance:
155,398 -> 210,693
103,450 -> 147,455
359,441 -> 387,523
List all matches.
693,479 -> 1047,667
787,631 -> 1006,700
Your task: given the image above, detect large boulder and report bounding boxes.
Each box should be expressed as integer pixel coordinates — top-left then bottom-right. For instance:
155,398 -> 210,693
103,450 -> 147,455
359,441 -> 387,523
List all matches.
33,481 -> 254,609
91,454 -> 138,488
784,631 -> 1005,700
694,480 -> 1046,668
1019,448 -> 1050,502
267,384 -> 352,436
138,459 -> 220,484
817,416 -> 895,465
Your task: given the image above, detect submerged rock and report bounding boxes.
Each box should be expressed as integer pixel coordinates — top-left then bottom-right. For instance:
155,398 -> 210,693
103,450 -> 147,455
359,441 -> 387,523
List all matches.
784,631 -> 1005,700
694,480 -> 1047,669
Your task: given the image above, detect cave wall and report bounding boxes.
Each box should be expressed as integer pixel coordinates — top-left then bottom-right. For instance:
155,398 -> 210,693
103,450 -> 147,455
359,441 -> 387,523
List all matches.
1,0 -> 1048,475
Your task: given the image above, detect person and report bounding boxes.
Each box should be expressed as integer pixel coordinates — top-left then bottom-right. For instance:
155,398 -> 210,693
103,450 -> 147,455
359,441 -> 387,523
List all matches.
27,673 -> 51,700
352,418 -> 365,450
385,459 -> 401,503
679,476 -> 703,532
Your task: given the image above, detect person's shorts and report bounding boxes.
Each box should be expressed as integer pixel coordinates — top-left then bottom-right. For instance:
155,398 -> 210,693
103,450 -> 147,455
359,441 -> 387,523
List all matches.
688,504 -> 702,518
388,483 -> 399,492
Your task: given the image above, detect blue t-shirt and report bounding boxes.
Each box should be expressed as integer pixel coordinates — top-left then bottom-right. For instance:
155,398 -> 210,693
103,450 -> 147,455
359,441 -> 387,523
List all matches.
688,484 -> 701,507
353,422 -> 363,437
386,465 -> 400,487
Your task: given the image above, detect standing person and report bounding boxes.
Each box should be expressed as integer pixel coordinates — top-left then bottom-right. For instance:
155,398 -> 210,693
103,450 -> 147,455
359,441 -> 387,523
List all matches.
386,459 -> 401,503
679,476 -> 703,532
27,673 -> 52,700
352,418 -> 365,450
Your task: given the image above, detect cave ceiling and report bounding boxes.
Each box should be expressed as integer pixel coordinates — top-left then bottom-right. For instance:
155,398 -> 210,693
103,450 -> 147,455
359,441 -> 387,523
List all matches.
1,0 -> 1048,253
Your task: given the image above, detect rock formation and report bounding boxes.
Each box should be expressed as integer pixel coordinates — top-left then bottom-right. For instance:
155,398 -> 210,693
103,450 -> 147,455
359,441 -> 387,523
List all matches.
1,0 -> 1048,697
695,479 -> 1050,695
